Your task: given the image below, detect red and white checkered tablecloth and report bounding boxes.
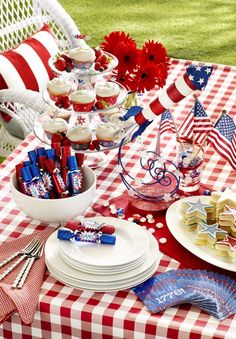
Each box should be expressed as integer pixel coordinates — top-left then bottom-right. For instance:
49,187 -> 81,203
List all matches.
0,59 -> 235,338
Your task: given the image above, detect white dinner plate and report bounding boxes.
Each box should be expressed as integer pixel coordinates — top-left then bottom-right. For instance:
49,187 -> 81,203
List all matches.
59,217 -> 150,268
59,248 -> 147,275
166,195 -> 236,272
45,228 -> 161,291
46,258 -> 159,292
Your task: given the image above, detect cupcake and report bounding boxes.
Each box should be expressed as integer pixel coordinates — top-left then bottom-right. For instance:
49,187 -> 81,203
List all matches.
67,125 -> 92,150
47,78 -> 72,102
68,47 -> 96,69
42,118 -> 68,140
48,109 -> 71,121
95,82 -> 120,109
96,122 -> 121,147
70,90 -> 96,112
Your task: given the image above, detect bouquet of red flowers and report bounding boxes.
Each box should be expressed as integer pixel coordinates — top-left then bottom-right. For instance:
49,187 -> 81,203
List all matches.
100,31 -> 170,94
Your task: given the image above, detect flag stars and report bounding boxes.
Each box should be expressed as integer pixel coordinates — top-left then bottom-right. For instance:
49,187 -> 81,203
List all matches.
195,66 -> 202,71
189,74 -> 194,81
205,67 -> 212,74
197,78 -> 205,85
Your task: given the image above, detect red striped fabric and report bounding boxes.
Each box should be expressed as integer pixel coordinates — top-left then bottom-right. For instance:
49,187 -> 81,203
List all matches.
24,37 -> 55,80
0,24 -> 59,123
0,24 -> 58,92
2,50 -> 39,91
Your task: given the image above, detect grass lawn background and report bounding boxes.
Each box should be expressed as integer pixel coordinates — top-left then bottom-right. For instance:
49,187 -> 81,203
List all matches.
59,0 -> 236,66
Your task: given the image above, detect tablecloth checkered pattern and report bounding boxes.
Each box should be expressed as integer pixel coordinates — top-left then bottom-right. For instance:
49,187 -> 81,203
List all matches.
0,59 -> 235,338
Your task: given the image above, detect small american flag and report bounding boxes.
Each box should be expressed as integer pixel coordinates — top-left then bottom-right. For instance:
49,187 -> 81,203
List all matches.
178,98 -> 213,144
207,113 -> 236,170
159,110 -> 176,135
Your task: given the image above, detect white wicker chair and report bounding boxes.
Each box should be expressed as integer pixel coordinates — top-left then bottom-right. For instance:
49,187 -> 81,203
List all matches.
0,0 -> 81,157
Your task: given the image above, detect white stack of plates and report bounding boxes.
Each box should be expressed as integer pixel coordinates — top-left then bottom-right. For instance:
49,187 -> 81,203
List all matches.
45,217 -> 161,291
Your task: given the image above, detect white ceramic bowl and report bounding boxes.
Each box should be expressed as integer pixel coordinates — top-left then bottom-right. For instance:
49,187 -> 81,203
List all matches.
10,165 -> 96,223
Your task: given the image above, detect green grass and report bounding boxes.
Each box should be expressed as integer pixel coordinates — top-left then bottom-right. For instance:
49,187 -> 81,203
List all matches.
59,0 -> 236,65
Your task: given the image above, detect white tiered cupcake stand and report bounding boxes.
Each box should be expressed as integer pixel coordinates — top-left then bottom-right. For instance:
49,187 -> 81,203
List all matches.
33,51 -> 137,167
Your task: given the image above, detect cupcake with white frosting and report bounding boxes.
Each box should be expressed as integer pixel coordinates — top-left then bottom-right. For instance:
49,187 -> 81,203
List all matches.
95,82 -> 120,109
96,122 -> 121,147
47,78 -> 72,102
69,47 -> 96,69
70,89 -> 96,112
67,125 -> 92,150
42,118 -> 68,140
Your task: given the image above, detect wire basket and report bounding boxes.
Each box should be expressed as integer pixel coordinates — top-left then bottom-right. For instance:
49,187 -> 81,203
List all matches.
118,138 -> 181,212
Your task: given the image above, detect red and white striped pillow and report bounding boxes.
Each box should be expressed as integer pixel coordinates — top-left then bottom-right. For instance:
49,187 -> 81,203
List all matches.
0,24 -> 59,93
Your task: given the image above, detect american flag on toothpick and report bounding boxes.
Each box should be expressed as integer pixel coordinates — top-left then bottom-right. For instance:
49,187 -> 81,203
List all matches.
178,98 -> 213,144
159,110 -> 176,136
207,112 -> 236,170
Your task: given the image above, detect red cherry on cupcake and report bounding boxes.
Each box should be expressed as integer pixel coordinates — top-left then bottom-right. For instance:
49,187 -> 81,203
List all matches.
66,62 -> 74,72
62,101 -> 71,109
94,48 -> 103,60
55,95 -> 71,109
60,96 -> 70,103
89,143 -> 96,151
94,62 -> 101,71
92,139 -> 101,150
96,54 -> 109,65
54,57 -> 67,71
60,54 -> 72,63
103,64 -> 108,70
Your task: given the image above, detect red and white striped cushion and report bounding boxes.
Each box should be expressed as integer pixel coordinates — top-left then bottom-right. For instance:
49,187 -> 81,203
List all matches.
0,24 -> 59,93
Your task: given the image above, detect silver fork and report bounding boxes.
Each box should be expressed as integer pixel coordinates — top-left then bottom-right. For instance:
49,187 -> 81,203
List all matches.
11,241 -> 44,289
0,237 -> 40,269
0,237 -> 42,282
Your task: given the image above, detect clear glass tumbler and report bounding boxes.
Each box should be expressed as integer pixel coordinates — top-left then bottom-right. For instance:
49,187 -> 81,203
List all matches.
176,140 -> 204,192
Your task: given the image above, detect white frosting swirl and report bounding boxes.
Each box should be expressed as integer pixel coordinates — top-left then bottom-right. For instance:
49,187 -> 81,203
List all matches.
70,90 -> 96,103
67,125 -> 92,142
47,78 -> 72,95
42,118 -> 68,133
96,123 -> 120,140
95,82 -> 120,98
69,47 -> 96,62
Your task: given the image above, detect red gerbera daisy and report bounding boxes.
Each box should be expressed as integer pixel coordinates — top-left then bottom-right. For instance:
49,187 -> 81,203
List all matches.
115,71 -> 133,90
155,62 -> 169,88
100,31 -> 169,94
140,40 -> 170,65
101,31 -> 136,54
114,42 -> 139,73
130,64 -> 161,93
